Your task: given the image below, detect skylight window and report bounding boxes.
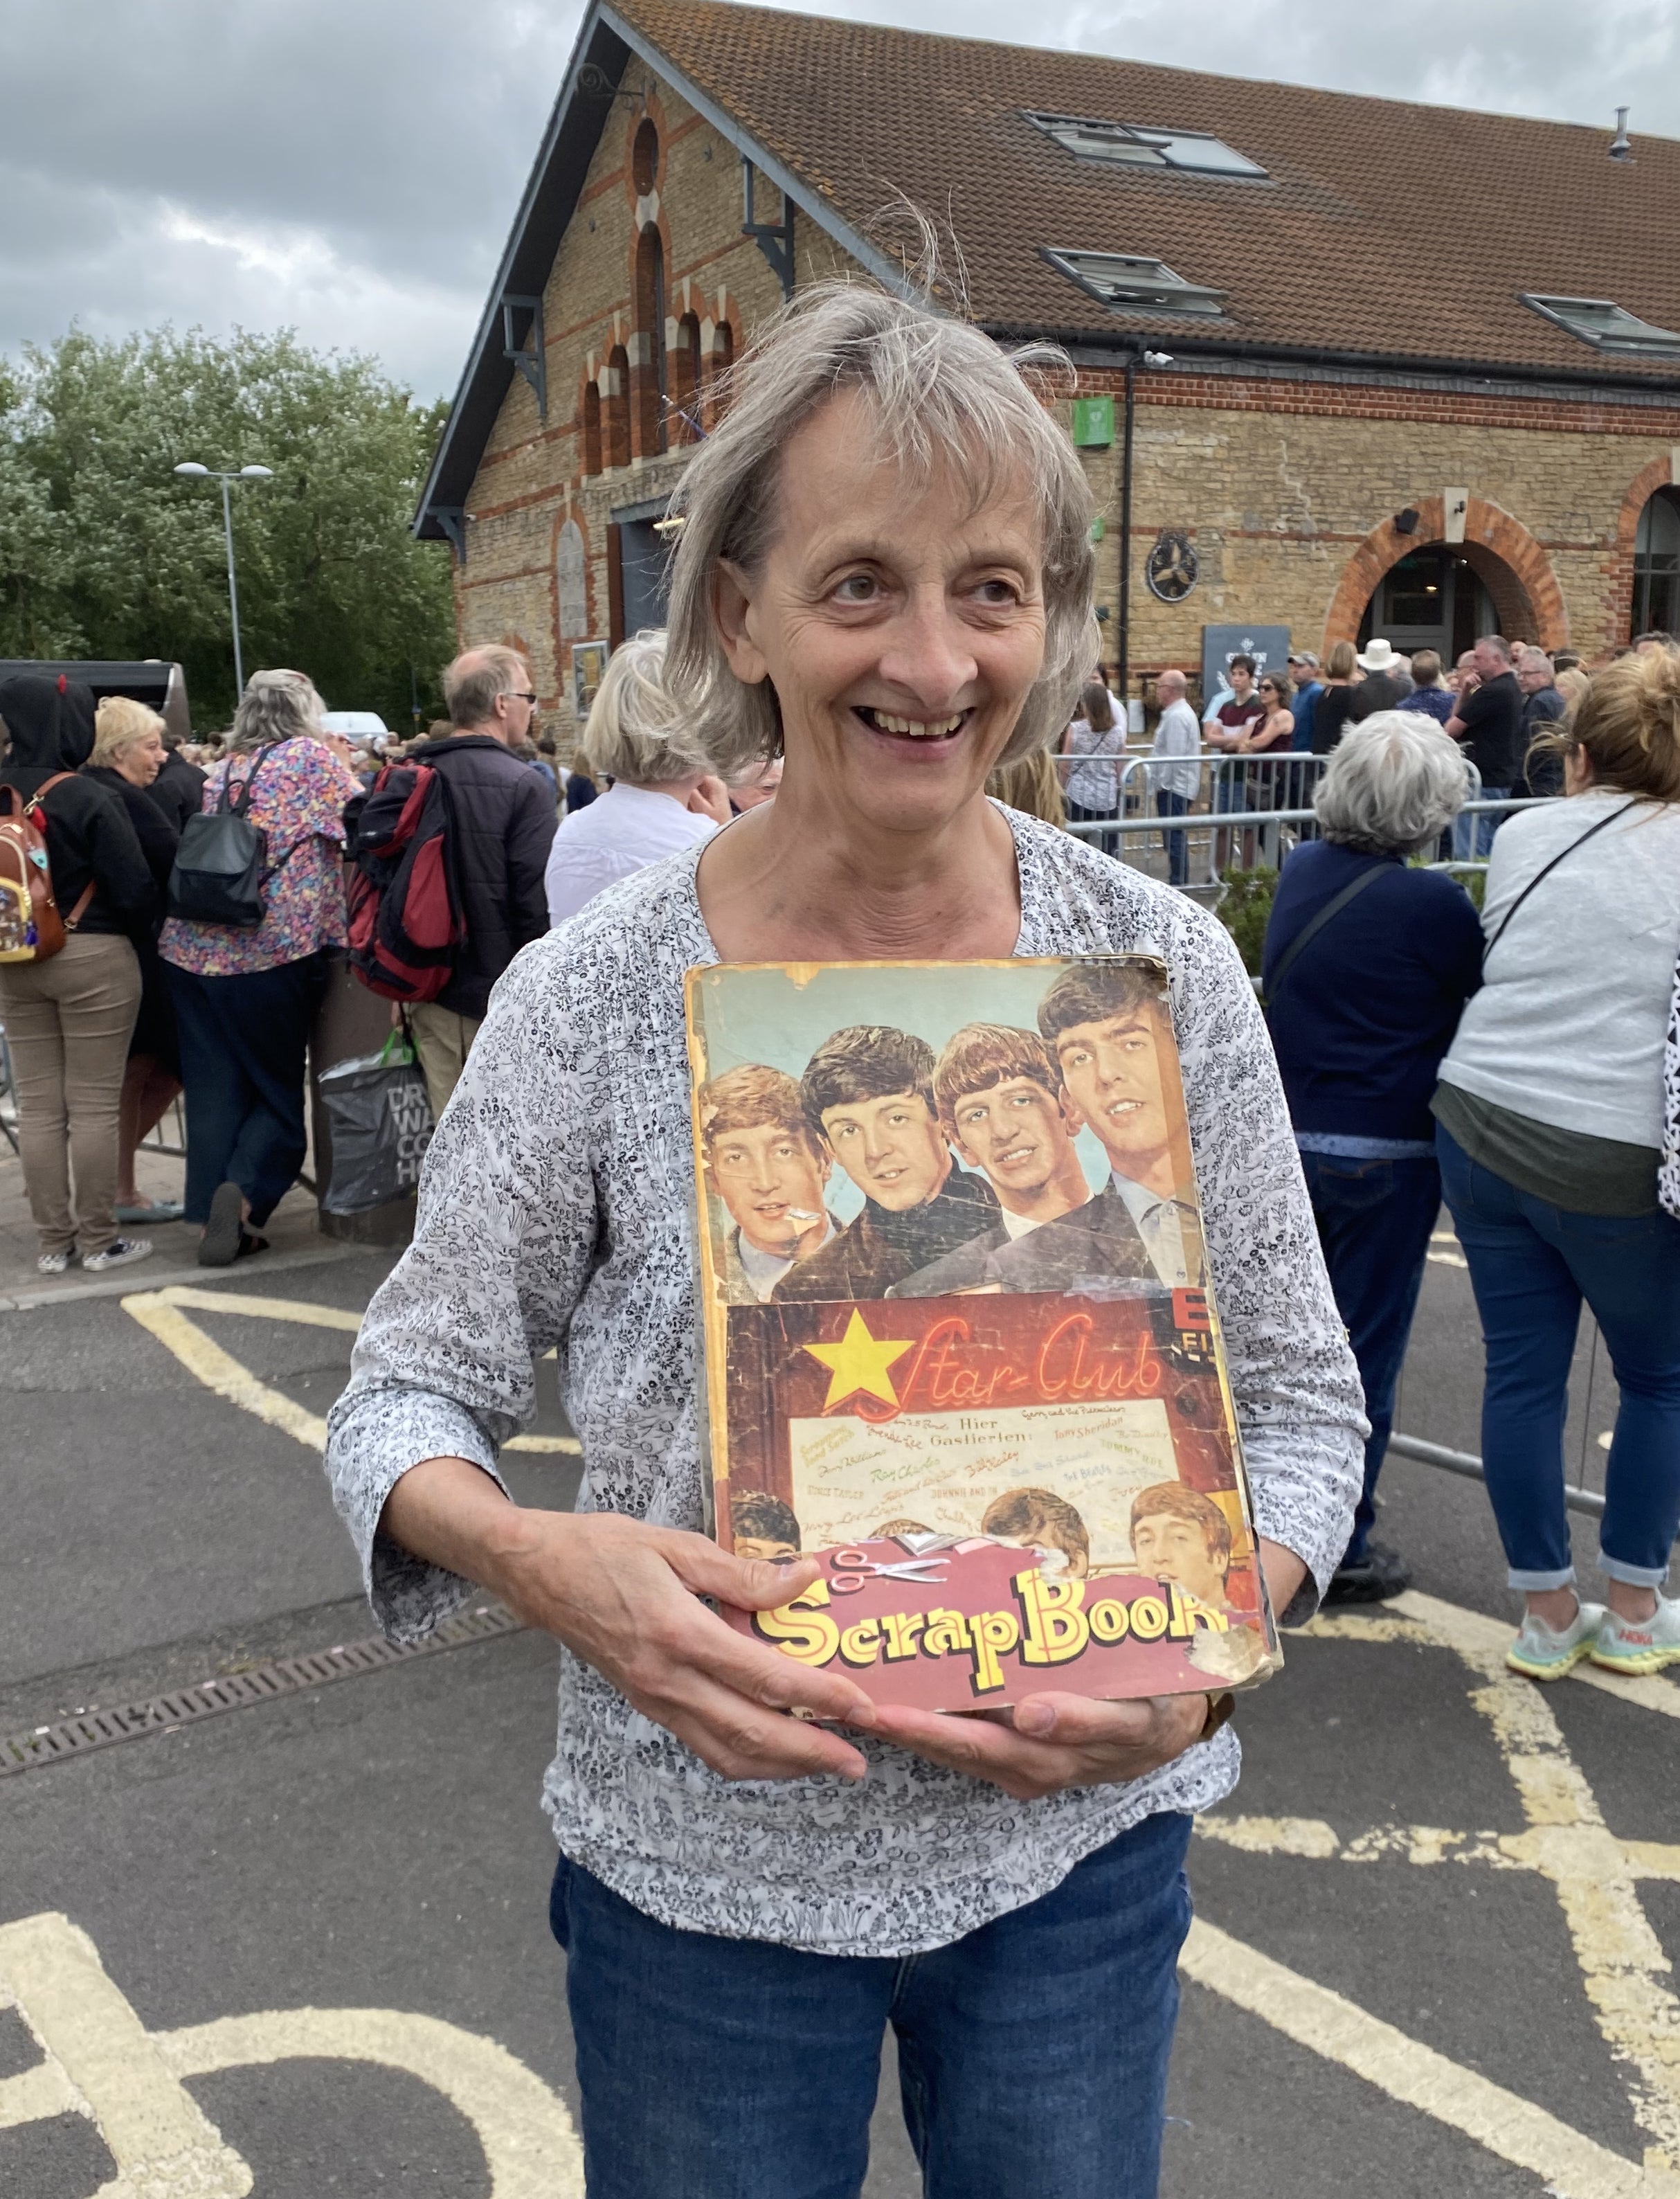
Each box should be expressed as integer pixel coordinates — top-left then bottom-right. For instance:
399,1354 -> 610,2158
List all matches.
1521,294 -> 1680,358
1025,112 -> 1267,179
1042,249 -> 1227,318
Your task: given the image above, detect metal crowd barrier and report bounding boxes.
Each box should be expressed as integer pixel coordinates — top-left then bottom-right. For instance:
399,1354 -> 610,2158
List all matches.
1063,754 -> 1510,889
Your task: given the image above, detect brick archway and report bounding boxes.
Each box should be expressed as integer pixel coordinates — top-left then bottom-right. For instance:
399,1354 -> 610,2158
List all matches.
1321,495 -> 1569,655
1611,455 -> 1677,644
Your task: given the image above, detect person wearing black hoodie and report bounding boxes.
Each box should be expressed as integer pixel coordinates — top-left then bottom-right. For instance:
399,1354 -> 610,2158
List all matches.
0,674 -> 156,1274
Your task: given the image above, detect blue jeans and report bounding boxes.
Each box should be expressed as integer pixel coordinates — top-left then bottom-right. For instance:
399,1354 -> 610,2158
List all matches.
1155,790 -> 1191,886
1452,789 -> 1510,861
1299,1150 -> 1440,1563
1067,798 -> 1118,857
1437,1125 -> 1680,1588
167,950 -> 332,1226
550,1809 -> 1193,2199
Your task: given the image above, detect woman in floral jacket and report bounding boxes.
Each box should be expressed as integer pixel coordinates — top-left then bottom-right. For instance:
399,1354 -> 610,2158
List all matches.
160,670 -> 359,1265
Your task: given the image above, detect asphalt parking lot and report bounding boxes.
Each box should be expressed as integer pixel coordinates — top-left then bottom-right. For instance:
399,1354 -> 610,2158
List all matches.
4,1235 -> 1675,2199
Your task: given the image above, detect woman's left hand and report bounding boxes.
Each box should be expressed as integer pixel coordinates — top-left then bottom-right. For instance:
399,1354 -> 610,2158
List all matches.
869,1689 -> 1209,1802
869,1538 -> 1308,1801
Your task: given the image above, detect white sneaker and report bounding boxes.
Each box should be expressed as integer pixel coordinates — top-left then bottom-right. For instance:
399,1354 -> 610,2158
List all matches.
82,1237 -> 153,1274
1507,1599 -> 1605,1680
1591,1597 -> 1680,1677
36,1249 -> 79,1275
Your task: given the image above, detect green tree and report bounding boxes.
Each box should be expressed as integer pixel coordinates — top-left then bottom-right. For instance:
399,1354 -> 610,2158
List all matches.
0,327 -> 455,730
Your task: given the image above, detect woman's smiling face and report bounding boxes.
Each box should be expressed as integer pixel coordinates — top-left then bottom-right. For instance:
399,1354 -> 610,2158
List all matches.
712,388 -> 1049,839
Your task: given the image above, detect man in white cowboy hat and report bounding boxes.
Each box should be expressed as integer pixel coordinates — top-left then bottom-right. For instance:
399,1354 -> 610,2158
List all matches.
1350,637 -> 1409,719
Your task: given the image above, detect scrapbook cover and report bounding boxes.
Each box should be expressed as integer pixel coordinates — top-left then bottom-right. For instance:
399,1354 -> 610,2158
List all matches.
684,955 -> 1279,1715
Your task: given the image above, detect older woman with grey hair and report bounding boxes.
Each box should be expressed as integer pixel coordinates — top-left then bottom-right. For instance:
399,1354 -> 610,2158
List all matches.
543,628 -> 730,926
327,282 -> 1362,2197
160,667 -> 359,1264
1263,712 -> 1483,1606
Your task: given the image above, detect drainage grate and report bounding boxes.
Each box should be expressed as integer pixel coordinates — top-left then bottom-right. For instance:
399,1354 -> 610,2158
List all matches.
0,1604 -> 525,1779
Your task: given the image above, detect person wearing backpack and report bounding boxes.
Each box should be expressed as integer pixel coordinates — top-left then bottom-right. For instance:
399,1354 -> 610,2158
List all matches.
397,646 -> 556,1122
1263,715 -> 1482,1605
159,670 -> 360,1266
1434,649 -> 1680,1680
0,673 -> 158,1273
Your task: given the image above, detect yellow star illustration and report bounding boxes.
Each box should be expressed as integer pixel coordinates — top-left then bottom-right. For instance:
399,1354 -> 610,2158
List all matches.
803,1307 -> 916,1412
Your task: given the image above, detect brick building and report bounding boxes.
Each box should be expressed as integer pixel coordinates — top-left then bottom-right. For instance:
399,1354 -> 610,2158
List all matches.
416,0 -> 1680,733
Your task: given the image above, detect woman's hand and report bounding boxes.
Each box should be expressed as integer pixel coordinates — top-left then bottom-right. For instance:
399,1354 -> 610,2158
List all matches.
869,1690 -> 1209,1802
382,1459 -> 877,1784
867,1538 -> 1310,1802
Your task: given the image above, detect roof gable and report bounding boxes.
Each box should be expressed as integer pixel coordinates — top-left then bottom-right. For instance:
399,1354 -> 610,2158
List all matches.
419,0 -> 1680,538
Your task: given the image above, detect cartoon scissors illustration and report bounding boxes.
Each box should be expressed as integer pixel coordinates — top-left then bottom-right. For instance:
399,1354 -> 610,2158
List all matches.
827,1547 -> 949,1595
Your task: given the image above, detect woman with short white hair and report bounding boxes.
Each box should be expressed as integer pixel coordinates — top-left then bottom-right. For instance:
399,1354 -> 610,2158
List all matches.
329,280 -> 1362,2195
542,629 -> 730,926
1263,712 -> 1482,1605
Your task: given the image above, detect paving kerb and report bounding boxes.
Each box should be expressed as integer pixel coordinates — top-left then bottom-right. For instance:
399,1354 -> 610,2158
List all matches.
0,1237 -> 365,1314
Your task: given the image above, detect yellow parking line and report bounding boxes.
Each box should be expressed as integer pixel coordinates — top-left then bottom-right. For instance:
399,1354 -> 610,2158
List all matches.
1183,1919 -> 1675,2198
122,1292 -> 580,1458
1304,1593 -> 1680,1721
123,1293 -> 329,1448
156,1285 -> 363,1331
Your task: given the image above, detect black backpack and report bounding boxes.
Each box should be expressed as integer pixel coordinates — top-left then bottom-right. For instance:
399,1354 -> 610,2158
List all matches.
168,744 -> 286,928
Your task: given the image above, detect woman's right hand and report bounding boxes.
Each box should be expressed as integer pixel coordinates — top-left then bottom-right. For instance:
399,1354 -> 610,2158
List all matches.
382,1458 -> 876,1783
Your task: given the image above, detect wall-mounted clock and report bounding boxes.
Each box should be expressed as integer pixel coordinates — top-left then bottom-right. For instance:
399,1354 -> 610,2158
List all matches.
1146,529 -> 1198,603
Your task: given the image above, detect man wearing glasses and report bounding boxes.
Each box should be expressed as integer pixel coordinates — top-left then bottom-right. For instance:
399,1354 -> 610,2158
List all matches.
404,647 -> 558,1120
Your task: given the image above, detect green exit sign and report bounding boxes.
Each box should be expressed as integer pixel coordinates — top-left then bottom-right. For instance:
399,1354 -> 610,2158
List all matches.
1072,395 -> 1115,448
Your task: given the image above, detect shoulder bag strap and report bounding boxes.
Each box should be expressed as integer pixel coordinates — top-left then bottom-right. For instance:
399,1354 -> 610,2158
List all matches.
222,742 -> 282,817
24,773 -> 104,933
1265,863 -> 1388,1006
1483,799 -> 1638,964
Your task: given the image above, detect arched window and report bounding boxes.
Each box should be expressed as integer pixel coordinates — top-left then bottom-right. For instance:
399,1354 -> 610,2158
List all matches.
557,519 -> 588,640
581,381 -> 602,475
633,225 -> 667,457
1632,488 -> 1680,638
670,311 -> 701,443
631,118 -> 658,197
605,344 -> 631,470
702,320 -> 735,432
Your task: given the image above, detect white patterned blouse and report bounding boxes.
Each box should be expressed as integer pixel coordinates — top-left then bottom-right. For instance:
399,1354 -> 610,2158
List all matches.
325,807 -> 1363,1959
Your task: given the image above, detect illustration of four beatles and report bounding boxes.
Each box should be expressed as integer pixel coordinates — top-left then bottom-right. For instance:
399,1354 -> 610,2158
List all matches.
700,961 -> 1231,1604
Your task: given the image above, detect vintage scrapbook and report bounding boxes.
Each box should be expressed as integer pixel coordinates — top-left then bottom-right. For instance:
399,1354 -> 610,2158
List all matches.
684,953 -> 1278,1714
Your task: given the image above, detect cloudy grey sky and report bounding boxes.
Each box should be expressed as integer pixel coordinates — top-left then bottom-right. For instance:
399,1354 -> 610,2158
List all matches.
4,0 -> 1677,403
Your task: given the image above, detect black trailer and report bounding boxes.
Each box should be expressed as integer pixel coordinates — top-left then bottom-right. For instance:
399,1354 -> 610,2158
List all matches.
0,659 -> 191,743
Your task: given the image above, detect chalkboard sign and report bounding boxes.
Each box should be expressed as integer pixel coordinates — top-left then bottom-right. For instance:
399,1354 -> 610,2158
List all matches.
1200,624 -> 1290,705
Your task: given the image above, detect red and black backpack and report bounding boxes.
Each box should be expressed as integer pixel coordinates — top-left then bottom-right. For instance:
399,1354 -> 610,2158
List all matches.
345,763 -> 468,1001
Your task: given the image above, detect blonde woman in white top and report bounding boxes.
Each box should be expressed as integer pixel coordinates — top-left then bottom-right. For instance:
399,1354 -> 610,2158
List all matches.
1434,647 -> 1680,1680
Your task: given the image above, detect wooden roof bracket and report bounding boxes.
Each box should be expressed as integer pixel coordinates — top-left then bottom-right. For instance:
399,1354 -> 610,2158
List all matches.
741,157 -> 795,300
502,293 -> 549,422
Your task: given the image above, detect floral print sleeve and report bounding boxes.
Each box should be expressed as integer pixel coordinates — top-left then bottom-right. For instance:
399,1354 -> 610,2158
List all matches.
326,811 -> 1364,1958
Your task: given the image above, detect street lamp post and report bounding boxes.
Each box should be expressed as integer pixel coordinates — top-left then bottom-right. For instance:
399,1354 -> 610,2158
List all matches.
173,461 -> 273,699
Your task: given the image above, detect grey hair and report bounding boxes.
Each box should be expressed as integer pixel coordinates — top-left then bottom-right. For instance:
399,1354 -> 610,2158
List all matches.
1314,712 -> 1470,854
231,668 -> 325,750
1517,647 -> 1555,679
581,629 -> 716,786
663,280 -> 1097,775
444,643 -> 528,729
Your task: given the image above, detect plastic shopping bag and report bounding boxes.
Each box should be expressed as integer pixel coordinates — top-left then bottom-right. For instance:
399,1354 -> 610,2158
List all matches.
318,1034 -> 435,1214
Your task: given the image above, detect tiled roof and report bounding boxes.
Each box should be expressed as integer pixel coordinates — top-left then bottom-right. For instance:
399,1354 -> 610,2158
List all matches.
615,0 -> 1680,384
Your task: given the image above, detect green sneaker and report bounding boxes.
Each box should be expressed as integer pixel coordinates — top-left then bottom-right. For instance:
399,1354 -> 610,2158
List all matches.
1590,1597 -> 1680,1676
1507,1600 -> 1605,1680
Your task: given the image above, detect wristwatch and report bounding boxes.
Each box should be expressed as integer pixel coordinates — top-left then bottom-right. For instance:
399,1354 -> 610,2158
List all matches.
1200,1691 -> 1236,1742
